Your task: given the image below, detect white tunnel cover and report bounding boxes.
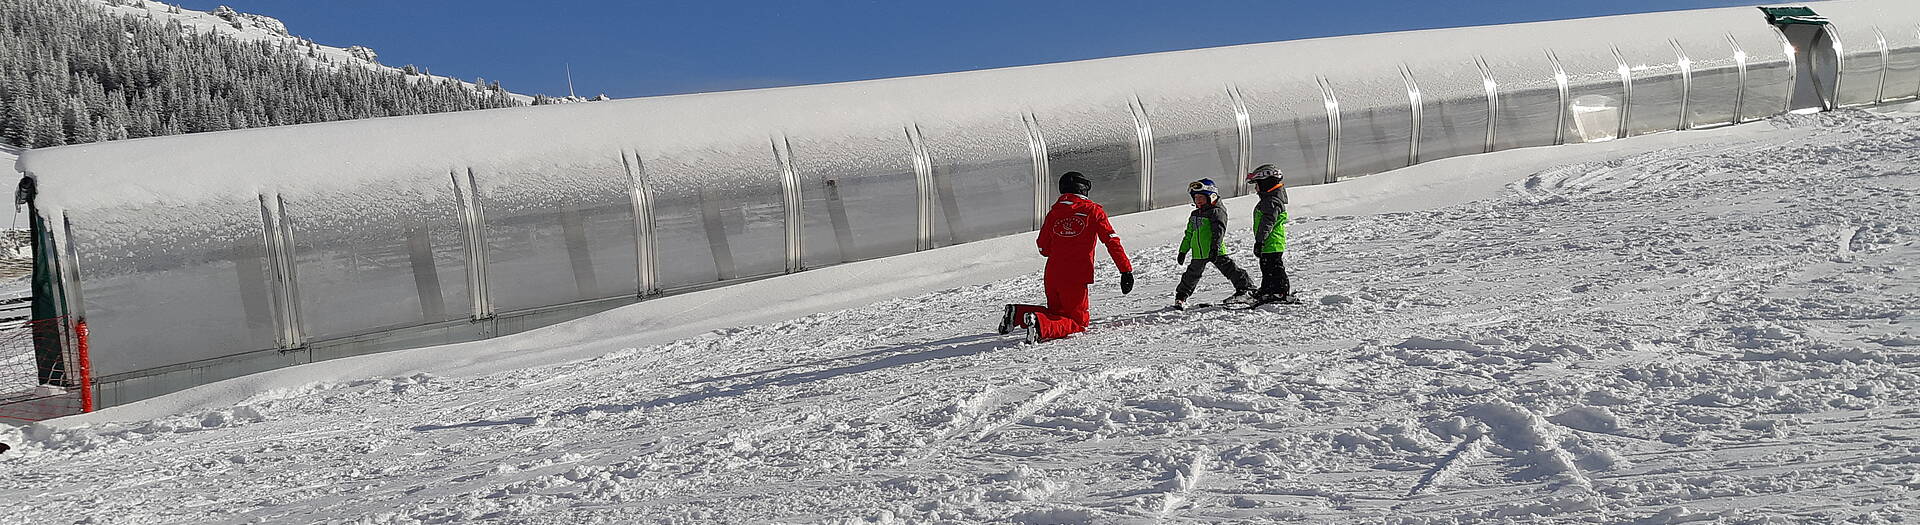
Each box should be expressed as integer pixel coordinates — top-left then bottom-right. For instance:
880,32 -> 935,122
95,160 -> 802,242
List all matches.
13,0 -> 1916,404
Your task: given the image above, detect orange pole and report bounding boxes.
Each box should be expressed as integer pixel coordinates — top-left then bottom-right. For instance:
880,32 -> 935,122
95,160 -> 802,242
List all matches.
75,320 -> 91,413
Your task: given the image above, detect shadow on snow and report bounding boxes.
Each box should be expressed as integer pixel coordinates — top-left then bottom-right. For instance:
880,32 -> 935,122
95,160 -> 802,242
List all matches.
411,333 -> 1009,432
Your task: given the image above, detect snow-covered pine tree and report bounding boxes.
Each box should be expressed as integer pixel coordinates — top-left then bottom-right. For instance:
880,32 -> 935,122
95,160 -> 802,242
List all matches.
0,0 -> 529,149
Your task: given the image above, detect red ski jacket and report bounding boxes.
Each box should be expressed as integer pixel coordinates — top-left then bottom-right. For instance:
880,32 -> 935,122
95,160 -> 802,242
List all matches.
1037,194 -> 1133,284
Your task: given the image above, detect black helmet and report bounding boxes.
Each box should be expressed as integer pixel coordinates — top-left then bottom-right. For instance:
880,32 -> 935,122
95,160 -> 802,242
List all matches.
1246,163 -> 1282,183
1058,171 -> 1091,195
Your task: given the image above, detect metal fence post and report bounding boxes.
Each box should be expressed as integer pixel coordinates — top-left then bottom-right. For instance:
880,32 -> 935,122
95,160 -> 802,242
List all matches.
1475,56 -> 1499,153
622,150 -> 657,295
1226,84 -> 1254,192
450,168 -> 492,320
905,124 -> 936,251
1549,50 -> 1570,145
1401,64 -> 1424,166
1673,39 -> 1694,130
1022,112 -> 1050,230
1316,76 -> 1341,184
1612,45 -> 1634,139
1730,34 -> 1749,124
1127,95 -> 1155,211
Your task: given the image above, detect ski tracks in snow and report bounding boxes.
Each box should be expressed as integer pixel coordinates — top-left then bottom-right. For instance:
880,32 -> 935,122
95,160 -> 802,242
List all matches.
967,367 -> 1146,443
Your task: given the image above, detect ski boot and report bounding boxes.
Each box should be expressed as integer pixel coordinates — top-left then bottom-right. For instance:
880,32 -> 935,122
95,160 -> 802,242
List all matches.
1022,312 -> 1043,344
997,304 -> 1018,335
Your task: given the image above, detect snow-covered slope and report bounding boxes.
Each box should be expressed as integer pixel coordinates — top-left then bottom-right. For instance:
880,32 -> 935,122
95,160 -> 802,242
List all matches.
2,110 -> 1918,523
89,1 -> 533,103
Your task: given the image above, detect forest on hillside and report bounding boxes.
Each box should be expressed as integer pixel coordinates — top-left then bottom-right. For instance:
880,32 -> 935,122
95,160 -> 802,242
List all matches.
0,0 -> 527,149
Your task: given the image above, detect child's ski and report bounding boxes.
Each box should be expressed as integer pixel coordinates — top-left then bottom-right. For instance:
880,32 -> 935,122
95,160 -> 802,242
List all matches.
1223,295 -> 1303,310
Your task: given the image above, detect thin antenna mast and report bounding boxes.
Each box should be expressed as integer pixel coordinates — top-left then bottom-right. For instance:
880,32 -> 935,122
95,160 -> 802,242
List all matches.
565,63 -> 576,98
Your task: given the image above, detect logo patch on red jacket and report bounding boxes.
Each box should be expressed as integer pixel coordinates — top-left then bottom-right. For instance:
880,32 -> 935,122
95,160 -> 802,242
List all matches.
1052,215 -> 1088,237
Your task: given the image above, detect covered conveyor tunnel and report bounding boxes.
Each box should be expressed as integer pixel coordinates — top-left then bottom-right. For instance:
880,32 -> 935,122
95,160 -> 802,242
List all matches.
8,0 -> 1920,413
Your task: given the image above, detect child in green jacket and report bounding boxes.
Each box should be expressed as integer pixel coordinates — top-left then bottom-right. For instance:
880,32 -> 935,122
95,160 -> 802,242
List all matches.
1174,179 -> 1255,309
1246,164 -> 1296,303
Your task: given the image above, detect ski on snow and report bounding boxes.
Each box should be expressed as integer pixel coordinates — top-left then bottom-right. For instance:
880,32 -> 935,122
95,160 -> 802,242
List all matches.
1222,296 -> 1303,310
1173,296 -> 1303,312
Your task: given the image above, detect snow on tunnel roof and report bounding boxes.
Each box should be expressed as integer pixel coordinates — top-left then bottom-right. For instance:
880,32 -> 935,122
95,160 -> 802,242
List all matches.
12,1 -> 1879,215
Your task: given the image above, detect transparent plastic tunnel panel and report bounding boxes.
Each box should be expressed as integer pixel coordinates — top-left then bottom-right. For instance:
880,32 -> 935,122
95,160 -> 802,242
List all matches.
1326,70 -> 1415,179
1486,51 -> 1567,151
1556,46 -> 1630,143
474,154 -> 640,313
1681,35 -> 1743,128
1736,28 -> 1794,120
288,180 -> 473,340
1410,57 -> 1493,162
643,140 -> 788,289
1829,23 -> 1889,107
1882,25 -> 1920,101
1037,101 -> 1145,214
1141,88 -> 1241,205
73,200 -> 278,376
921,113 -> 1039,245
1617,39 -> 1687,136
790,129 -> 921,267
1238,78 -> 1331,185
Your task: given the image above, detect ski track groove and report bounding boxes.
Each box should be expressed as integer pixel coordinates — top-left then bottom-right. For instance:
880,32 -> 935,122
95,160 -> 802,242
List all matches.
1406,434 -> 1486,497
971,367 -> 1146,443
1155,449 -> 1207,521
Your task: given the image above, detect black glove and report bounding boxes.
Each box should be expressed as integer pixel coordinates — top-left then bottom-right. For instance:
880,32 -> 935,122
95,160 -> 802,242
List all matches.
1120,272 -> 1135,294
1176,253 -> 1187,266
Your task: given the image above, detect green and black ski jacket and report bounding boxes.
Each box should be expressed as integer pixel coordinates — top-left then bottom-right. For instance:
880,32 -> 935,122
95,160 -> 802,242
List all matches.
1179,203 -> 1232,260
1252,178 -> 1289,254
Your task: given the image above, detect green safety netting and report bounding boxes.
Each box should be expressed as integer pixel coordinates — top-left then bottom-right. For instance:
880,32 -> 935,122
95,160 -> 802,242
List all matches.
1760,6 -> 1829,25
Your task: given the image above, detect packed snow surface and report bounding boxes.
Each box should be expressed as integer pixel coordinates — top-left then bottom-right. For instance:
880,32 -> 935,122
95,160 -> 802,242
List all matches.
3,110 -> 1919,523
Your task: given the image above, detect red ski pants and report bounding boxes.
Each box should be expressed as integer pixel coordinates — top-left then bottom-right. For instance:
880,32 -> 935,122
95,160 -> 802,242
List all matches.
1012,280 -> 1090,341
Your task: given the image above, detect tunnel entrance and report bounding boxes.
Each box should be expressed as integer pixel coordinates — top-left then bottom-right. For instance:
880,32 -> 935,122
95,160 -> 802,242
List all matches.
1763,6 -> 1839,112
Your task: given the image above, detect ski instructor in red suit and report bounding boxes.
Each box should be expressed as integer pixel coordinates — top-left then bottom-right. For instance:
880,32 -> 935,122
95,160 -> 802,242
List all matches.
999,171 -> 1135,343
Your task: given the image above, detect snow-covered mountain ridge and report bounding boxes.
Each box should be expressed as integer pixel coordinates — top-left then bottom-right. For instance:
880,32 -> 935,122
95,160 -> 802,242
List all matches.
1,0 -> 535,149
88,0 -> 536,104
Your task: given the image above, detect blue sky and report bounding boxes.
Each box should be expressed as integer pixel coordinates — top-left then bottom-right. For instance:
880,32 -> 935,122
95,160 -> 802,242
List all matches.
180,0 -> 1775,99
